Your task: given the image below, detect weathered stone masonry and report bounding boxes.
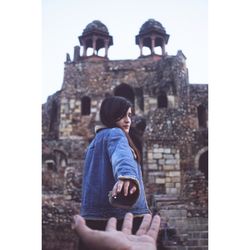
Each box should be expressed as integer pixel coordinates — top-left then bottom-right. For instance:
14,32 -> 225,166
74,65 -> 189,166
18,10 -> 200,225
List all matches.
42,19 -> 208,250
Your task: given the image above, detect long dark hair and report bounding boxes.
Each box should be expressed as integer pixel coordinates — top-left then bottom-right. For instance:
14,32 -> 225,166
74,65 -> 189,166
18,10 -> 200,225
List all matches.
100,96 -> 141,163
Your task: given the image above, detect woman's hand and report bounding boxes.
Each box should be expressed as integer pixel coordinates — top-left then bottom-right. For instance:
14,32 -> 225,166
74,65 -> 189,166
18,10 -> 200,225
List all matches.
111,179 -> 137,197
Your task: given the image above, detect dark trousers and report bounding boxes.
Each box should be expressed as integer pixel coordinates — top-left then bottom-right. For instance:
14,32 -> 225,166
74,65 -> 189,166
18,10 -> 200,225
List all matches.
78,217 -> 143,250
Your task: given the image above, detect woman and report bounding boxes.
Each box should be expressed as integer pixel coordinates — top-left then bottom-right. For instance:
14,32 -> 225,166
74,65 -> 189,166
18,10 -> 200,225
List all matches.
80,96 -> 150,234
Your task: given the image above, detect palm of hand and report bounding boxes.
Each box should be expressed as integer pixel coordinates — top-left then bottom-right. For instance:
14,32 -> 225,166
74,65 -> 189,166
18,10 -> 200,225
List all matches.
91,229 -> 156,250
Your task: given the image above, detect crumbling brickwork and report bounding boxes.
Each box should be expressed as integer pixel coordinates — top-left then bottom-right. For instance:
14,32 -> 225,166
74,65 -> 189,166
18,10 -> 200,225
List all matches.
42,19 -> 208,250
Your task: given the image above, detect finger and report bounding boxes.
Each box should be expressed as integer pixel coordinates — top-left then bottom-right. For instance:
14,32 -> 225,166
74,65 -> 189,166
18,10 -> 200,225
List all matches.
73,215 -> 110,248
116,180 -> 124,194
72,215 -> 86,231
111,182 -> 118,196
72,215 -> 92,240
105,217 -> 117,231
123,180 -> 130,196
112,180 -> 123,196
129,184 -> 137,194
146,215 -> 161,241
136,214 -> 152,236
121,213 -> 133,234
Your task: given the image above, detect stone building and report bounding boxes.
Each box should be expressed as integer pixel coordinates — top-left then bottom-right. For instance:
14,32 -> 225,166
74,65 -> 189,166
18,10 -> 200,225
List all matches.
42,19 -> 208,250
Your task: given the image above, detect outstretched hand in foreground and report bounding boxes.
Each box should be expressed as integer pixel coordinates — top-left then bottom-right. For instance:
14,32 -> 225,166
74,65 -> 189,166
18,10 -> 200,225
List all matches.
72,212 -> 161,250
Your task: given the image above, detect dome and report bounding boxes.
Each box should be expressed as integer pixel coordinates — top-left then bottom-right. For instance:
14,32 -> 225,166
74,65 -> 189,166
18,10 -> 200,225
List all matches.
139,19 -> 166,35
82,20 -> 109,35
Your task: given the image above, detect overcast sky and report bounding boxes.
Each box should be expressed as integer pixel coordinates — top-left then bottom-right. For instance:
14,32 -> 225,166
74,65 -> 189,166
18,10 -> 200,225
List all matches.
42,0 -> 208,103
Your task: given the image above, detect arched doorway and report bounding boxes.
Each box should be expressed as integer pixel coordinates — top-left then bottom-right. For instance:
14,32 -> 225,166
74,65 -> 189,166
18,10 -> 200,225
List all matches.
195,147 -> 208,182
157,92 -> 168,108
199,151 -> 208,181
81,96 -> 91,115
49,100 -> 58,132
197,104 -> 207,128
114,83 -> 135,106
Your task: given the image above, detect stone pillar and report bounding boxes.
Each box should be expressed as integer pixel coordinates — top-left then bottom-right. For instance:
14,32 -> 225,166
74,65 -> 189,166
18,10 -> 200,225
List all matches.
151,35 -> 155,54
162,39 -> 165,55
139,40 -> 143,57
73,46 -> 80,62
83,40 -> 87,57
66,53 -> 71,63
104,38 -> 108,57
92,36 -> 97,55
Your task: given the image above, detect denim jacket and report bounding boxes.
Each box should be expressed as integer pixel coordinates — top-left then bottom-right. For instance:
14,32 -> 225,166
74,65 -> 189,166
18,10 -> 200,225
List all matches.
80,127 -> 150,220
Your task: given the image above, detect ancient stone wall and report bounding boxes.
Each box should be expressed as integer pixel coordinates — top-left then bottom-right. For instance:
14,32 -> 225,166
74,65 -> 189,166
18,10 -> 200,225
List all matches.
144,143 -> 181,196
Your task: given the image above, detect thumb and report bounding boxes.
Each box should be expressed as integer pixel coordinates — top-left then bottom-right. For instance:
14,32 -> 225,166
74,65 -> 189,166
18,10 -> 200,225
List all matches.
71,215 -> 86,231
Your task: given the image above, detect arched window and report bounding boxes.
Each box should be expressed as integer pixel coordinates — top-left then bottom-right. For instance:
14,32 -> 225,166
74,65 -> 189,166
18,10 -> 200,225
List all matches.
85,38 -> 94,56
96,38 -> 105,55
81,96 -> 91,115
155,37 -> 163,55
49,100 -> 58,132
199,151 -> 208,181
197,104 -> 207,128
157,92 -> 168,108
114,83 -> 135,106
45,159 -> 56,171
53,149 -> 68,168
142,37 -> 152,56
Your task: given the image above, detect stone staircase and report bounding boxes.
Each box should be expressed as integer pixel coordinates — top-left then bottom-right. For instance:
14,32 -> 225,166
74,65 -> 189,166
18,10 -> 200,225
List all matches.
166,217 -> 208,250
152,195 -> 208,250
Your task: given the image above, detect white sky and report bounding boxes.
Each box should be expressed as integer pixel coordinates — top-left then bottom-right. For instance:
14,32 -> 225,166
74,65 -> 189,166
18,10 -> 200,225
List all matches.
42,0 -> 208,103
